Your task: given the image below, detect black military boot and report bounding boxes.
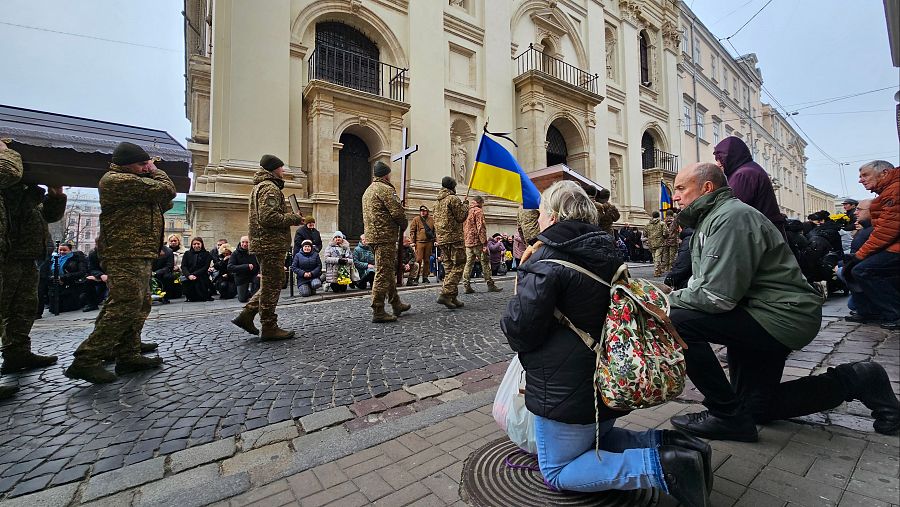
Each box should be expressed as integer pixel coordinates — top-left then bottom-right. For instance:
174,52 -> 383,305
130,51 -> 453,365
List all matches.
115,355 -> 163,375
140,342 -> 159,353
65,361 -> 117,384
232,308 -> 260,335
661,430 -> 712,493
658,445 -> 710,507
436,295 -> 457,309
0,384 -> 19,400
670,410 -> 758,442
839,362 -> 900,435
1,351 -> 59,374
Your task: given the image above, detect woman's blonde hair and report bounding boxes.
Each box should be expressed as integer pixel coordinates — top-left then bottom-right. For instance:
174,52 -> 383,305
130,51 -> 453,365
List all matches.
167,234 -> 181,245
539,180 -> 598,224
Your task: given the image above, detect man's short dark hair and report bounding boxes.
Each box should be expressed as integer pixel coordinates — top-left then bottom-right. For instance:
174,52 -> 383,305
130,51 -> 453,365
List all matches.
696,162 -> 727,189
596,187 -> 611,203
652,211 -> 660,218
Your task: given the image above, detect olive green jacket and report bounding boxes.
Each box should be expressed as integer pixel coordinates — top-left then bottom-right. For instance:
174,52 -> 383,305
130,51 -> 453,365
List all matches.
0,149 -> 24,260
98,167 -> 176,260
361,176 -> 407,245
248,170 -> 303,255
669,187 -> 822,350
2,184 -> 66,261
433,188 -> 468,245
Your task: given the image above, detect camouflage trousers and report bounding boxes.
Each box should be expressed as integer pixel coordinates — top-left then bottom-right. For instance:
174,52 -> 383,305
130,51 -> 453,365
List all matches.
403,261 -> 420,285
370,242 -> 400,311
0,259 -> 39,358
652,247 -> 670,277
463,245 -> 494,287
73,258 -> 152,365
666,246 -> 678,274
243,253 -> 284,327
438,242 -> 466,297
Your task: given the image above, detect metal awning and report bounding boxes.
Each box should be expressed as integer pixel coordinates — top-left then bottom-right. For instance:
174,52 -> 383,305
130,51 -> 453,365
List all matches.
528,164 -> 606,194
0,104 -> 191,192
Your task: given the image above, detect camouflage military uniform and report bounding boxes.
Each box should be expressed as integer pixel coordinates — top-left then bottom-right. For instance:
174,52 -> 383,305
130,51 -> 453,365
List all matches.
645,217 -> 667,276
463,201 -> 497,290
663,216 -> 679,274
433,187 -> 469,301
71,167 -> 175,366
517,208 -> 540,244
244,170 -> 303,331
595,201 -> 620,235
361,176 -> 407,317
0,148 -> 24,297
0,183 -> 65,364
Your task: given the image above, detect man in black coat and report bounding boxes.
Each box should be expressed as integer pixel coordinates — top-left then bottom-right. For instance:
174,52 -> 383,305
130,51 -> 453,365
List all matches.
664,228 -> 694,290
292,216 -> 323,254
152,245 -> 176,304
228,236 -> 261,303
83,248 -> 108,311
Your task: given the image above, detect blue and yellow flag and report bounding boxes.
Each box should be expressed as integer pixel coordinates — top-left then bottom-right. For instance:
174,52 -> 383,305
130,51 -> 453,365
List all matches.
468,135 -> 541,209
660,181 -> 673,213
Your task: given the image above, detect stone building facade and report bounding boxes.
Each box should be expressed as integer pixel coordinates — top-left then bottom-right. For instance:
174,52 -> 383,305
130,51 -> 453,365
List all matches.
677,2 -> 809,219
182,0 -> 685,241
805,184 -> 838,218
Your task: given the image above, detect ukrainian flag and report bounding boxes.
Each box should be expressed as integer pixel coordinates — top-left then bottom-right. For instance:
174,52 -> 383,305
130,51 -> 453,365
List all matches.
468,135 -> 541,209
660,181 -> 673,213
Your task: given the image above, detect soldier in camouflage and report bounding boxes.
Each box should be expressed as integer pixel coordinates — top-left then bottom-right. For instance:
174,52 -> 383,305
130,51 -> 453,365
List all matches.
232,155 -> 304,340
361,161 -> 410,323
593,187 -> 620,234
663,214 -> 679,274
0,141 -> 25,399
1,167 -> 66,377
433,177 -> 469,309
646,211 -> 667,276
65,142 -> 175,384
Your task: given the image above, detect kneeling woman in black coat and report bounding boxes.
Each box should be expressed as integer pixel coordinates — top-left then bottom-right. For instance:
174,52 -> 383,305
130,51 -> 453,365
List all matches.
500,181 -> 710,507
181,237 -> 214,302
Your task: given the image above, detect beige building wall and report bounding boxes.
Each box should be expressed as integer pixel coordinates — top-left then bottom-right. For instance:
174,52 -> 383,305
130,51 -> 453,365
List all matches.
183,0 -> 684,244
678,3 -> 808,219
805,184 -> 838,218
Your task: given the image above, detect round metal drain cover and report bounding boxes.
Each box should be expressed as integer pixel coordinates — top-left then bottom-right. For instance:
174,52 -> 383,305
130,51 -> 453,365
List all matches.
460,437 -> 658,506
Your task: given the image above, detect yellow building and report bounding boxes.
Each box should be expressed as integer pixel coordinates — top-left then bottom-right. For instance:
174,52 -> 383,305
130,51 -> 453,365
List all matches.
677,2 -> 808,219
805,184 -> 838,218
183,0 -> 688,241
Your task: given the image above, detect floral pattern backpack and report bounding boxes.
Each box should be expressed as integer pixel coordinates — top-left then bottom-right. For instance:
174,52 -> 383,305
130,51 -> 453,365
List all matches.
540,260 -> 687,411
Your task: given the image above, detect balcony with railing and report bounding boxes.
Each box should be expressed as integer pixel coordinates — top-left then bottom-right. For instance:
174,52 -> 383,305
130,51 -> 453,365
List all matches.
306,44 -> 407,103
513,44 -> 602,103
642,148 -> 679,174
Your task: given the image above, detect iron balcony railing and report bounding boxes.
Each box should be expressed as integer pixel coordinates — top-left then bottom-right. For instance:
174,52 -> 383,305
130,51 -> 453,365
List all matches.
307,44 -> 407,102
514,44 -> 599,95
642,148 -> 679,174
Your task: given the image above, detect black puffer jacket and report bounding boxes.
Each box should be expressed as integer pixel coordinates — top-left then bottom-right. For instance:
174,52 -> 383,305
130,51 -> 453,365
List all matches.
501,220 -> 625,425
664,228 -> 694,290
227,246 -> 260,285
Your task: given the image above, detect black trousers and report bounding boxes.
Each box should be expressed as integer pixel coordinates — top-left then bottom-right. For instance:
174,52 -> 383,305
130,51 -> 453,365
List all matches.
671,307 -> 849,422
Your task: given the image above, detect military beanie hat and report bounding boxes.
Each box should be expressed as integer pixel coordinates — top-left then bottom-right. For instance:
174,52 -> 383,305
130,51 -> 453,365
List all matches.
112,142 -> 151,166
373,161 -> 391,177
441,176 -> 457,190
260,154 -> 284,171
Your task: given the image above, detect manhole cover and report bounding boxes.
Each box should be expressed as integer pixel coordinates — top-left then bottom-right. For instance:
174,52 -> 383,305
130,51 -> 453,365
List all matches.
460,438 -> 659,506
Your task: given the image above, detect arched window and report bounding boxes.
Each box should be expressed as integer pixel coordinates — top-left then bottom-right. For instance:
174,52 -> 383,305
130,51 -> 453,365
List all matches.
639,31 -> 650,86
641,131 -> 656,169
540,38 -> 556,77
315,22 -> 379,94
546,125 -> 568,167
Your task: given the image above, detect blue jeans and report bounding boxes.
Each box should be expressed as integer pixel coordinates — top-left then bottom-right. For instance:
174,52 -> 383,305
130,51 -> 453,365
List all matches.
849,251 -> 900,321
534,415 -> 667,493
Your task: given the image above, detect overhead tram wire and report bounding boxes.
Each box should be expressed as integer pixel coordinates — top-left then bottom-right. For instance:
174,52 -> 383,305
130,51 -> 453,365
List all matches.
718,0 -> 775,41
0,21 -> 180,53
783,86 -> 897,110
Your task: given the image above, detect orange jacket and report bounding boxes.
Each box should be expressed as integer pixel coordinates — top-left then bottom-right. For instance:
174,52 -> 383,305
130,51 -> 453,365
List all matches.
856,167 -> 900,260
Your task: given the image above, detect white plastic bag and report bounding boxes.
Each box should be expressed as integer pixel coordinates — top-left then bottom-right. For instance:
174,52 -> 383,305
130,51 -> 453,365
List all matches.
492,355 -> 537,454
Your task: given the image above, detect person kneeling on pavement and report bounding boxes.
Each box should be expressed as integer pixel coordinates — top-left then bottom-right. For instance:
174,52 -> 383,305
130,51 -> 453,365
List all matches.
291,239 -> 322,297
324,231 -> 354,293
501,181 -> 711,507
352,234 -> 376,290
401,235 -> 420,286
665,163 -> 899,441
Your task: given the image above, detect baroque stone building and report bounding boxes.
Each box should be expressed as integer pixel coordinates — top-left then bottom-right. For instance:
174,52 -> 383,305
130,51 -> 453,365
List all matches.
677,2 -> 809,219
805,184 -> 838,218
183,0 -> 684,241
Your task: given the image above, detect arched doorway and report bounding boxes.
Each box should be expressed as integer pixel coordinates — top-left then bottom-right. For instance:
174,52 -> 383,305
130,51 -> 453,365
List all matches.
338,133 -> 370,240
546,125 -> 568,167
315,22 -> 379,95
641,131 -> 656,170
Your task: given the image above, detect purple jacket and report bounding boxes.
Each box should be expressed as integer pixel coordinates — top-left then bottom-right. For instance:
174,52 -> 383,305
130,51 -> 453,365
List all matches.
713,136 -> 784,229
487,237 -> 506,265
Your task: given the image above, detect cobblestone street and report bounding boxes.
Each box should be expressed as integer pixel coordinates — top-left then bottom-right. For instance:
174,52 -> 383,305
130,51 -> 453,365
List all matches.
0,265 -> 897,506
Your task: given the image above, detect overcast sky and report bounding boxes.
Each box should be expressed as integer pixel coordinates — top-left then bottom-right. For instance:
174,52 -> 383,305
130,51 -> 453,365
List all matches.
0,0 -> 897,201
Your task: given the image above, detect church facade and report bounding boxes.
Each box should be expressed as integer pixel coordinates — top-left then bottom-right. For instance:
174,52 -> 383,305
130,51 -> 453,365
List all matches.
183,0 -> 684,242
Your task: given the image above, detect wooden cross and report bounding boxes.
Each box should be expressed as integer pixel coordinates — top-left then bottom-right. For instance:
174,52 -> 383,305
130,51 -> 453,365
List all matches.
391,127 -> 418,204
391,127 -> 419,285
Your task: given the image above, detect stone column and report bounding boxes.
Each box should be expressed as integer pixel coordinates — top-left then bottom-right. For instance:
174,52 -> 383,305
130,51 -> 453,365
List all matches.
620,16 -> 648,219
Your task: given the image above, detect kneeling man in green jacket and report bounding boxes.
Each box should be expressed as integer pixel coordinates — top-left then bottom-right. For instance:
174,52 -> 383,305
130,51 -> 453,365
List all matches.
666,163 -> 899,441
